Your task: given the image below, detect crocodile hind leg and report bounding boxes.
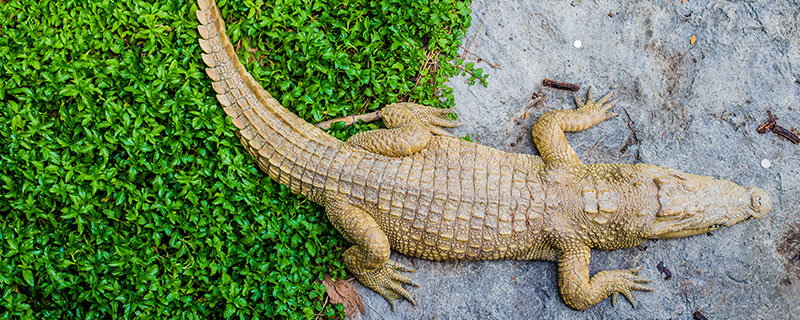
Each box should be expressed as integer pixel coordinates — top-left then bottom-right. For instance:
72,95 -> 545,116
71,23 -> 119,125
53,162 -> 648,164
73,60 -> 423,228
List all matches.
347,102 -> 461,157
531,87 -> 617,167
556,240 -> 653,310
326,199 -> 419,310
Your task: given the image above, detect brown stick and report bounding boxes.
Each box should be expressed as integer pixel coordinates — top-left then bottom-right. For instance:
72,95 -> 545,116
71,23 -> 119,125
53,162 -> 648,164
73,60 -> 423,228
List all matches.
458,48 -> 501,69
522,94 -> 548,111
587,137 -> 606,156
773,125 -> 800,144
757,118 -> 776,134
542,78 -> 580,91
461,0 -> 488,61
314,111 -> 382,129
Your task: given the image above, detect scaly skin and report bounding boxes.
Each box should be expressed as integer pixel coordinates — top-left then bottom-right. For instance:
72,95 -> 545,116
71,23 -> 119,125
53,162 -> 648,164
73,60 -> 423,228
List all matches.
195,0 -> 772,311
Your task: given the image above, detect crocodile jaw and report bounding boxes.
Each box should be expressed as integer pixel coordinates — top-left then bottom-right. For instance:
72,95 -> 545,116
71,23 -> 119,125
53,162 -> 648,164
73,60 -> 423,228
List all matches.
637,166 -> 771,239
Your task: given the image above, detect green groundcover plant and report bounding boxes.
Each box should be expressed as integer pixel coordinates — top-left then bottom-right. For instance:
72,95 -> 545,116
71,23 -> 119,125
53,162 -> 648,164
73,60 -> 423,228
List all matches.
0,0 -> 485,318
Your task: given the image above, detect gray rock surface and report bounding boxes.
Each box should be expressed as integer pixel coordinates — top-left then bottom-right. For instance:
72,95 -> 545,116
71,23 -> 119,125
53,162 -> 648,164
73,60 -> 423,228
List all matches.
356,0 -> 800,319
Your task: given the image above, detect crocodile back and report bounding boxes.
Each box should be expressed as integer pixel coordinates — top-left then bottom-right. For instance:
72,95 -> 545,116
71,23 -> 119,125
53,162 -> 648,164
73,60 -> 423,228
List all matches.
344,137 -> 549,261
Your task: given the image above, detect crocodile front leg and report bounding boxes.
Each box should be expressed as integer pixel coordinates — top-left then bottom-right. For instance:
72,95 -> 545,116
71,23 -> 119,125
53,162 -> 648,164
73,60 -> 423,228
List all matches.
326,199 -> 418,310
347,102 -> 460,157
532,87 -> 617,167
556,239 -> 653,310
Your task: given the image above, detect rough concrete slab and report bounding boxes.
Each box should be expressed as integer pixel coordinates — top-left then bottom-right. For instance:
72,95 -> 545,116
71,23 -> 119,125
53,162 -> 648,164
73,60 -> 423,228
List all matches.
356,0 -> 800,318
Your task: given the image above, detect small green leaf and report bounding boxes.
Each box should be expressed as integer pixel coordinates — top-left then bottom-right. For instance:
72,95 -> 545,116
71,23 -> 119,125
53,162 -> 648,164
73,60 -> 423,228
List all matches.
23,270 -> 34,286
305,241 -> 316,256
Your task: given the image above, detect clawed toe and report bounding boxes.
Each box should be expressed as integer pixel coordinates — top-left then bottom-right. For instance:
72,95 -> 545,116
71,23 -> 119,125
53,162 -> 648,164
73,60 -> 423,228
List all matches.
388,260 -> 415,273
610,291 -> 637,308
434,106 -> 456,116
387,103 -> 462,136
575,85 -> 617,115
602,100 -> 617,112
389,271 -> 418,287
356,259 -> 418,310
430,117 -> 462,128
598,91 -> 614,104
387,281 -> 415,305
609,266 -> 653,309
422,106 -> 462,134
621,290 -> 637,308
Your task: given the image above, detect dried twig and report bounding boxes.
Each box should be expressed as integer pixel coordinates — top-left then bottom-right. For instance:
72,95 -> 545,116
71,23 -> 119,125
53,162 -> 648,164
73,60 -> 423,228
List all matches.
404,49 -> 442,100
522,94 -> 547,111
542,78 -> 580,91
455,64 -> 484,79
313,295 -> 330,320
587,137 -> 605,156
461,0 -> 488,61
458,48 -> 501,69
757,118 -> 776,134
619,107 -> 641,155
755,113 -> 799,144
773,125 -> 800,144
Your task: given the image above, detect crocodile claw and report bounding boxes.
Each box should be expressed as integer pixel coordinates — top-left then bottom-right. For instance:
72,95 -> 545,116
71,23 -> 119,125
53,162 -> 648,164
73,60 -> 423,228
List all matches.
575,86 -> 618,121
610,265 -> 653,309
411,104 -> 462,137
379,102 -> 462,138
357,259 -> 418,310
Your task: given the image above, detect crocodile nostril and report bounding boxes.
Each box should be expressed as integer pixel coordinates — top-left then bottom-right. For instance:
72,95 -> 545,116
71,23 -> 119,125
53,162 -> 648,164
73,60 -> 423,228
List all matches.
750,188 -> 771,218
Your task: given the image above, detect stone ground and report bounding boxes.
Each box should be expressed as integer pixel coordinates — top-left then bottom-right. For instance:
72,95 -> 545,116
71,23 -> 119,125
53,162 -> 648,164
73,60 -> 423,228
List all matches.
355,0 -> 800,319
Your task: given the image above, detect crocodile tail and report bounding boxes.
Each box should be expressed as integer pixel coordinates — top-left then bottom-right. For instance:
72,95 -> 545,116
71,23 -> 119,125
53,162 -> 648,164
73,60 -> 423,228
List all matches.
195,0 -> 338,195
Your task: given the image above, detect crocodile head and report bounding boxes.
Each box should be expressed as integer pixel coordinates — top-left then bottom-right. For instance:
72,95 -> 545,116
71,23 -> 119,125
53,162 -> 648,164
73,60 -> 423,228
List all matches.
626,164 -> 770,239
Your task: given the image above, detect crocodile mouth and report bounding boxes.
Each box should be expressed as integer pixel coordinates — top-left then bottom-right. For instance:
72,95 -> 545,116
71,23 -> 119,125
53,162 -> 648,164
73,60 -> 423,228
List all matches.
685,223 -> 725,234
701,220 -> 745,232
650,211 -> 758,239
698,215 -> 755,233
708,223 -> 726,230
712,215 -> 755,230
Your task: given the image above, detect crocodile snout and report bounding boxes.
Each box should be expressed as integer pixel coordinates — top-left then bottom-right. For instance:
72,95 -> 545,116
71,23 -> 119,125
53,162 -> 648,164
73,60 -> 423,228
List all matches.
750,188 -> 771,218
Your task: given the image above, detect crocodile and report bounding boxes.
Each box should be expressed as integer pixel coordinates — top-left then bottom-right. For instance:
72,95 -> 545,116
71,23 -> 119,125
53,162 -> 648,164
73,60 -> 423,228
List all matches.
194,0 -> 771,311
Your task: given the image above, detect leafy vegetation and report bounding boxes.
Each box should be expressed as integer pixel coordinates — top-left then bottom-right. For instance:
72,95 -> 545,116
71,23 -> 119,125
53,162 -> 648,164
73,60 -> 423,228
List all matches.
0,0 -> 483,318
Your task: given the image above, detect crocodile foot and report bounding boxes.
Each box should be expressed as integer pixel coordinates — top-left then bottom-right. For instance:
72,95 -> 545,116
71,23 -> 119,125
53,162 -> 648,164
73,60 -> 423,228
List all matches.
354,259 -> 419,310
380,102 -> 462,137
608,266 -> 654,308
532,86 -> 619,166
574,86 -> 618,121
348,102 -> 462,156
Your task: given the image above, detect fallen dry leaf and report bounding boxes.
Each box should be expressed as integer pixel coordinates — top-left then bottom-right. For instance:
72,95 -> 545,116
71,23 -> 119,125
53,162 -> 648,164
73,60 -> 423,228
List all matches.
322,274 -> 365,318
690,35 -> 697,45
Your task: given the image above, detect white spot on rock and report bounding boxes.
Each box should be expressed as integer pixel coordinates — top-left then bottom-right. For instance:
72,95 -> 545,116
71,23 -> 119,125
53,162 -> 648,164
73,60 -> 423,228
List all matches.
573,40 -> 582,48
761,159 -> 771,168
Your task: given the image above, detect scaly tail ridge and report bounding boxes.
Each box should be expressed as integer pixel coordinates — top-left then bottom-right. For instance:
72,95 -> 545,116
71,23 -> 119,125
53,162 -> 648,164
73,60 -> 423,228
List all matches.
195,0 -> 340,198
